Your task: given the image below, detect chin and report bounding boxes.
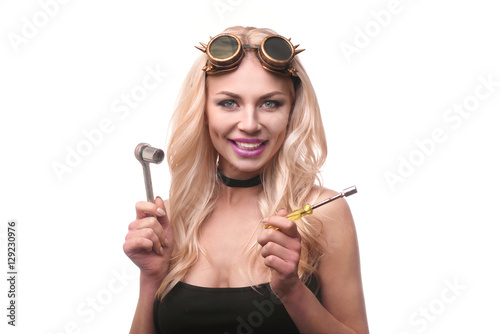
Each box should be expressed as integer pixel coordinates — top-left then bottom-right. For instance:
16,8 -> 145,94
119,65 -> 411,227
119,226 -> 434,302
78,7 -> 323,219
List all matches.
223,158 -> 266,174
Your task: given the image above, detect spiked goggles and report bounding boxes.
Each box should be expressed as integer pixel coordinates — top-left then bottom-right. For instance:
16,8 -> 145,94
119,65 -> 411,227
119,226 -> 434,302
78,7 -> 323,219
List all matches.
195,33 -> 304,77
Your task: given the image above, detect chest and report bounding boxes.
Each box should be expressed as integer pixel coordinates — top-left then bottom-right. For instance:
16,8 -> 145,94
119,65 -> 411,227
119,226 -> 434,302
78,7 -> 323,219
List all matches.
183,203 -> 269,287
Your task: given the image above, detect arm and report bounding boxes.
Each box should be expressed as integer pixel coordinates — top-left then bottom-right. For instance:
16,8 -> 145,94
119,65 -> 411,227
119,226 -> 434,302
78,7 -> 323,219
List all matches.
129,273 -> 163,334
258,189 -> 369,333
124,197 -> 173,334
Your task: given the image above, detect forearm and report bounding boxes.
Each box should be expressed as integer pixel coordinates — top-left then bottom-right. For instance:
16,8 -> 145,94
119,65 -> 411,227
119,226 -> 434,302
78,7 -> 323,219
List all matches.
280,282 -> 362,334
129,273 -> 162,334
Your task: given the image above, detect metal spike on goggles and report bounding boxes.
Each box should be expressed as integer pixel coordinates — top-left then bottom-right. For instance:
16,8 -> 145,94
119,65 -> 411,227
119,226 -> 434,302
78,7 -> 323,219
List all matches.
195,33 -> 304,77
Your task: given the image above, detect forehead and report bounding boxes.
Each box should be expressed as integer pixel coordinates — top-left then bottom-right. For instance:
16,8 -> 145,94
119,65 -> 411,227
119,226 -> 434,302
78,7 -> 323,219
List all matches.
206,56 -> 294,98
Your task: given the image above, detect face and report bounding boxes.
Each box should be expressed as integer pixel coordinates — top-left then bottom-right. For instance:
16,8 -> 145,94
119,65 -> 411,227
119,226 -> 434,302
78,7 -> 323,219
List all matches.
205,54 -> 294,179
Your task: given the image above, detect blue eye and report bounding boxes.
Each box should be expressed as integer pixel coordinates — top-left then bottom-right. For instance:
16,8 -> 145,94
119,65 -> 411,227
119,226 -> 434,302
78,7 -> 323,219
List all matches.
262,100 -> 281,108
218,100 -> 237,108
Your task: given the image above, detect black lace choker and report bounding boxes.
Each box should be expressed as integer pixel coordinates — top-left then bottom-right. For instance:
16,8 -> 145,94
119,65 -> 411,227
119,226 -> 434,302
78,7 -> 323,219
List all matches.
217,169 -> 262,188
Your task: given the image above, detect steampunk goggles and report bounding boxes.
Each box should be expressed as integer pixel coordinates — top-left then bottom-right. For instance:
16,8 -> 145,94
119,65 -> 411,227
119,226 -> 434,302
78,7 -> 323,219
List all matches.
195,33 -> 304,77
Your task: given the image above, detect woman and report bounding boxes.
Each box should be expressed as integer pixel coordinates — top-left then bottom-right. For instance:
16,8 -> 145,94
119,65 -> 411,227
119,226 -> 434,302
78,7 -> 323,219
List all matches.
124,26 -> 369,333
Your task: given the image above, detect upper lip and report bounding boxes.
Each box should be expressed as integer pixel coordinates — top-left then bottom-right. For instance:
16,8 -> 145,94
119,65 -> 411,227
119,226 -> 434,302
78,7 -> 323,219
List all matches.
231,138 -> 266,144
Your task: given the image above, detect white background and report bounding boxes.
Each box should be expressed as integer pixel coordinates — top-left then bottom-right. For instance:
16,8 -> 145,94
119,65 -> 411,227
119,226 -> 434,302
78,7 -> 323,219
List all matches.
1,0 -> 499,333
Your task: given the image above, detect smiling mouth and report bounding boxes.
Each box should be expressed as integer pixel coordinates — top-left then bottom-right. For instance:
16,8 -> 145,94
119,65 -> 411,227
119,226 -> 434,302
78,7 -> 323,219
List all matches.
228,139 -> 268,158
230,140 -> 267,151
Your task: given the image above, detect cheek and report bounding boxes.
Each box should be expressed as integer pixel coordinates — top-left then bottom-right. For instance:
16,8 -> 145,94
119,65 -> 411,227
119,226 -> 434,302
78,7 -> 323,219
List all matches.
208,122 -> 223,142
206,108 -> 219,133
267,113 -> 290,139
206,111 -> 231,143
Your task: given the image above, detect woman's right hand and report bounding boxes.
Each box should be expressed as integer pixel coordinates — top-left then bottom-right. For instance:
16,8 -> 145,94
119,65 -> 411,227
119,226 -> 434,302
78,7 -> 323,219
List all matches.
123,196 -> 173,282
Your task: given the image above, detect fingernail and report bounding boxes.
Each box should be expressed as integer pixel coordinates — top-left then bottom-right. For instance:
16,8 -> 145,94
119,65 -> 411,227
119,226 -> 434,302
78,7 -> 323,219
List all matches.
159,247 -> 164,255
163,238 -> 169,247
262,217 -> 268,223
157,208 -> 166,216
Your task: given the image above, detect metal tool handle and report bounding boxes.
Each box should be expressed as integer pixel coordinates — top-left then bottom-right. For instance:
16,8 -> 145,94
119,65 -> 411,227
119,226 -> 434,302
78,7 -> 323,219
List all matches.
135,143 -> 164,203
311,186 -> 357,210
266,186 -> 358,229
141,163 -> 154,203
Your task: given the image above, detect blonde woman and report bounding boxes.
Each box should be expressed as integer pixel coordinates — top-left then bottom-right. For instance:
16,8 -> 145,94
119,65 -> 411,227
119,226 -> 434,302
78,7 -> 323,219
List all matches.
124,26 -> 369,334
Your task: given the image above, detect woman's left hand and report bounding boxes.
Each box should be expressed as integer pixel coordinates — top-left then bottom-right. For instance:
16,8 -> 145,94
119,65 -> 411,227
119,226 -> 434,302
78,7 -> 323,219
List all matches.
257,209 -> 302,299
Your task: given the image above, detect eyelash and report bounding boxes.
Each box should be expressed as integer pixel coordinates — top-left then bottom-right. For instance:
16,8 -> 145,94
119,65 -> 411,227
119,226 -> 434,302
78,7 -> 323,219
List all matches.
262,100 -> 282,108
217,100 -> 282,109
218,100 -> 238,108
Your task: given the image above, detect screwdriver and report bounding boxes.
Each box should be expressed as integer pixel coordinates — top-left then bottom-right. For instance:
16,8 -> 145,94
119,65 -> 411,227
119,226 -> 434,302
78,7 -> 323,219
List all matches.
265,186 -> 357,229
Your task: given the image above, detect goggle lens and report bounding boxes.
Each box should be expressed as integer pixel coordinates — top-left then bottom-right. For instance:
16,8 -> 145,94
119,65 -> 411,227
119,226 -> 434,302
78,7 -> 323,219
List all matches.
197,33 -> 303,76
209,35 -> 239,60
263,36 -> 292,61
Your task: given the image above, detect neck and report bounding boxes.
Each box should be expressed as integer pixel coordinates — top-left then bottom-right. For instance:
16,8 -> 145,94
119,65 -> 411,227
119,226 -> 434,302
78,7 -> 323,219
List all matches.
216,168 -> 263,205
217,169 -> 262,188
219,182 -> 262,206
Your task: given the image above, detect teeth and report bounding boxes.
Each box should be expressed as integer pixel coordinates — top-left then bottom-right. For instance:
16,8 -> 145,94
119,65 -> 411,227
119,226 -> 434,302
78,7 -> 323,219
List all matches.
234,141 -> 263,150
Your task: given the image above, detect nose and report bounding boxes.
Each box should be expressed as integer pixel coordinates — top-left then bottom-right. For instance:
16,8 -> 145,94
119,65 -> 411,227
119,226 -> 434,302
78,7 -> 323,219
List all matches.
237,106 -> 261,134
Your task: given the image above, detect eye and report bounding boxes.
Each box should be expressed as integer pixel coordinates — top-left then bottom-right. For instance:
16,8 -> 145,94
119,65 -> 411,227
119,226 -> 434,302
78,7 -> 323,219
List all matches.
218,100 -> 238,109
261,100 -> 282,109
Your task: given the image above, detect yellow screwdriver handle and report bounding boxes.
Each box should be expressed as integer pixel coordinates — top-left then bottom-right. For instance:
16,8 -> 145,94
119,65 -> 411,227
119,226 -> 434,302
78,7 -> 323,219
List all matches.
286,204 -> 313,221
264,185 -> 357,229
265,204 -> 313,230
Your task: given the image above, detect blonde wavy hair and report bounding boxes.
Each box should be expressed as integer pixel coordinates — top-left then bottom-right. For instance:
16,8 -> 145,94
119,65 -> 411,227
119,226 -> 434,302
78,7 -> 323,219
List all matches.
157,26 -> 327,300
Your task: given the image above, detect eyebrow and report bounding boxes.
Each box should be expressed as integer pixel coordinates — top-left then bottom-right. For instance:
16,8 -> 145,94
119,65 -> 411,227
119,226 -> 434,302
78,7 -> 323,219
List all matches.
215,91 -> 286,100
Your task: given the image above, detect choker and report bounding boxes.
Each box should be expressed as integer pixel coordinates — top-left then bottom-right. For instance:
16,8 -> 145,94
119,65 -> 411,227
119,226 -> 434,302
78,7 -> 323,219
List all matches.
217,169 -> 262,188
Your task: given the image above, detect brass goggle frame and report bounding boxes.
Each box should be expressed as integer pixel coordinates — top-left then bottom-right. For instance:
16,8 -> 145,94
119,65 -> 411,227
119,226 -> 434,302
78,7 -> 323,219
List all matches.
195,33 -> 305,77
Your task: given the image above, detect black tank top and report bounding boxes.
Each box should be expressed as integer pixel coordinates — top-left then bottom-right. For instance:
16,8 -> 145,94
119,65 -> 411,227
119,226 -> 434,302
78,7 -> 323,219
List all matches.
153,277 -> 320,334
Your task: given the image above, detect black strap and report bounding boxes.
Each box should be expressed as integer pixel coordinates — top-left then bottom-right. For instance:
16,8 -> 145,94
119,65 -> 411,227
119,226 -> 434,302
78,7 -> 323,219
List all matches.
217,169 -> 262,188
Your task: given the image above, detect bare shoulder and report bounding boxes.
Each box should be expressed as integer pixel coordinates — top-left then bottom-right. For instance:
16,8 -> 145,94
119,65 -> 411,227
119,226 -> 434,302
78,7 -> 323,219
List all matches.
306,185 -> 358,262
307,186 -> 356,238
307,186 -> 368,333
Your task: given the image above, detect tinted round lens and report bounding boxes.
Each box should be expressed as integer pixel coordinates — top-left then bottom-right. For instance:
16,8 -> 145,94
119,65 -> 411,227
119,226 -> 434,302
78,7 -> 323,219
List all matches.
263,37 -> 292,61
209,35 -> 239,59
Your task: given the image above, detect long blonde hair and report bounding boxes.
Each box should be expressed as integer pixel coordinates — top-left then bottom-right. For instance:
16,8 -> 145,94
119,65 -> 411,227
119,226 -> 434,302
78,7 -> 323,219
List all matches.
157,26 -> 327,300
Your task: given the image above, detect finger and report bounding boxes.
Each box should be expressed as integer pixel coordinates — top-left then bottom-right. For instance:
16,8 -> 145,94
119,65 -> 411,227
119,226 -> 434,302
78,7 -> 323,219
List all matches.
154,196 -> 170,227
258,229 -> 301,256
123,236 -> 154,255
276,208 -> 287,217
263,254 -> 297,279
262,208 -> 287,230
125,228 -> 164,255
155,196 -> 173,249
262,216 -> 300,239
125,229 -> 164,255
135,201 -> 167,219
261,241 -> 300,264
258,227 -> 285,247
129,217 -> 169,248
